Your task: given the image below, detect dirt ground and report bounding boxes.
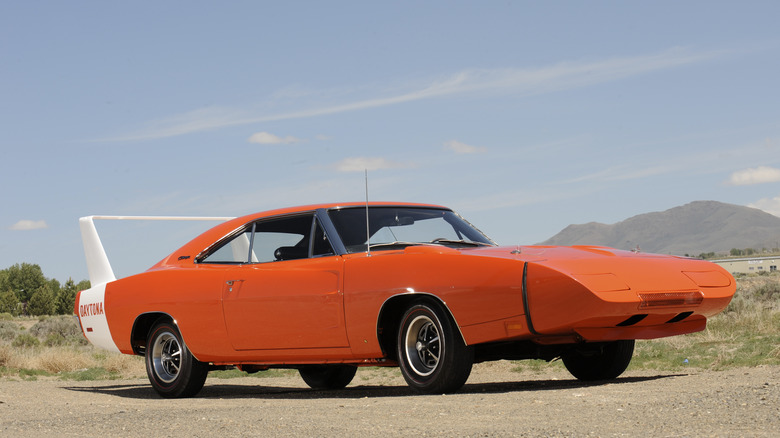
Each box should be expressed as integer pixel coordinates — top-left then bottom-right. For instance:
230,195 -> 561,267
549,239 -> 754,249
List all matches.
1,362 -> 778,437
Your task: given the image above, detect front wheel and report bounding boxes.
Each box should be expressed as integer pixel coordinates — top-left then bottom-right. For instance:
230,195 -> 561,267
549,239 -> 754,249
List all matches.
562,340 -> 635,381
299,365 -> 357,390
397,300 -> 473,394
145,320 -> 208,398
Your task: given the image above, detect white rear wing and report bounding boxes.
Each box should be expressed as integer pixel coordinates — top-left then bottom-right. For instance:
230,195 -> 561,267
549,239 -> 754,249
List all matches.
79,215 -> 234,286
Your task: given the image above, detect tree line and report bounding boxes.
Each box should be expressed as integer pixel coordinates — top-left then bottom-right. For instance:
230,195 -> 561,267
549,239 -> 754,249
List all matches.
696,248 -> 780,259
0,263 -> 90,316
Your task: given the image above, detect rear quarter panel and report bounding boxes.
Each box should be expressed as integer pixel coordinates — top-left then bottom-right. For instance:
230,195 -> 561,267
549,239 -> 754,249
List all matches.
104,265 -> 230,358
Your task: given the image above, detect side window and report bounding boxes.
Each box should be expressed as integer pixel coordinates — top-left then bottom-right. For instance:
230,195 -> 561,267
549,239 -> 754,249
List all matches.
201,228 -> 253,263
253,215 -> 311,262
201,214 -> 335,264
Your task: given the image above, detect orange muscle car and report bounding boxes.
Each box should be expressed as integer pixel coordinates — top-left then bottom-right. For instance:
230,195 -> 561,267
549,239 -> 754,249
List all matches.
75,202 -> 735,397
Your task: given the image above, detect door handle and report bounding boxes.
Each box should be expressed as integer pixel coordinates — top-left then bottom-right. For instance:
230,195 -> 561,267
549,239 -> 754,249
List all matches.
225,279 -> 243,292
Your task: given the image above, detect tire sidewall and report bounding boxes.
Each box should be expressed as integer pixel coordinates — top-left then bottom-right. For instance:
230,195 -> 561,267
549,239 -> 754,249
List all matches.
299,364 -> 357,390
397,300 -> 473,393
398,304 -> 446,387
562,340 -> 635,381
145,321 -> 207,398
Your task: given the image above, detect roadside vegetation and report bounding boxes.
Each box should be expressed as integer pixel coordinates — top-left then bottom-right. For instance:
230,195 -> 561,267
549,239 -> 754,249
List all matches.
0,263 -> 89,317
697,247 -> 780,259
1,272 -> 778,381
0,313 -> 144,380
630,271 -> 780,370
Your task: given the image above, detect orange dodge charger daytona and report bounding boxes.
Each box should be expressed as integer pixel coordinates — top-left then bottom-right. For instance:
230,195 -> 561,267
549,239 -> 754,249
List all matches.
75,202 -> 735,397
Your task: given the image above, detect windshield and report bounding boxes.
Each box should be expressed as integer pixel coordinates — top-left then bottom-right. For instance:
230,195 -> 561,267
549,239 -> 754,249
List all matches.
328,206 -> 495,253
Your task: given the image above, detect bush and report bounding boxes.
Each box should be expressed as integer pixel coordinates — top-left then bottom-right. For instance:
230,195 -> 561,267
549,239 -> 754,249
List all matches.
0,320 -> 21,341
29,315 -> 82,340
732,275 -> 780,305
754,281 -> 780,300
44,333 -> 67,347
12,333 -> 40,348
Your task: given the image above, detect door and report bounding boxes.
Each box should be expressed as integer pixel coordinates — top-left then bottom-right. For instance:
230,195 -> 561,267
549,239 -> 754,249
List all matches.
221,256 -> 348,350
210,213 -> 349,350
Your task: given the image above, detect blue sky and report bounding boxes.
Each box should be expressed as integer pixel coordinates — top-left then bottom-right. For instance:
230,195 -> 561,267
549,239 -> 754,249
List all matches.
2,1 -> 780,282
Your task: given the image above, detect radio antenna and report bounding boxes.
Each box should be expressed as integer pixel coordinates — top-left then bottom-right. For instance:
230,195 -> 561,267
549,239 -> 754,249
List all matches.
365,169 -> 371,257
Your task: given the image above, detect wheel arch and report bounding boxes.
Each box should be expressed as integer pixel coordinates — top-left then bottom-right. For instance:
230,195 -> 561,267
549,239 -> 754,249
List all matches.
376,293 -> 462,360
131,312 -> 174,356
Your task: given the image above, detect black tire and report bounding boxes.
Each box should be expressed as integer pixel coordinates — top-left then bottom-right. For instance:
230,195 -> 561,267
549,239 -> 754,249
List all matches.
562,340 -> 635,381
397,300 -> 473,394
145,320 -> 209,398
299,365 -> 357,390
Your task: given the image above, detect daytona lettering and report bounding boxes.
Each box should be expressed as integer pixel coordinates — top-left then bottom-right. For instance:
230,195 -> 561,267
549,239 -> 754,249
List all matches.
79,302 -> 104,318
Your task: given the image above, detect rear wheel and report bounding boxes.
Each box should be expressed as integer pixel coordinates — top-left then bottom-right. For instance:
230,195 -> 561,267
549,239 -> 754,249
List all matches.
397,300 -> 473,394
145,321 -> 208,398
299,365 -> 357,390
562,340 -> 635,381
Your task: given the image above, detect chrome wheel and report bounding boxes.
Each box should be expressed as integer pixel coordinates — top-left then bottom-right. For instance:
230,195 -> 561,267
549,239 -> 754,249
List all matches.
150,330 -> 181,384
396,301 -> 473,394
145,320 -> 208,398
403,314 -> 441,377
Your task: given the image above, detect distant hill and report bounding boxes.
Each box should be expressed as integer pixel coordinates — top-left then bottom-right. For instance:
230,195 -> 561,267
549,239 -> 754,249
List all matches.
538,201 -> 780,256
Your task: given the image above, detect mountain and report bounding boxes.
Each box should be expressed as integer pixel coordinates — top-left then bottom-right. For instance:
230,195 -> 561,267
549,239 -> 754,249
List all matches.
538,201 -> 780,255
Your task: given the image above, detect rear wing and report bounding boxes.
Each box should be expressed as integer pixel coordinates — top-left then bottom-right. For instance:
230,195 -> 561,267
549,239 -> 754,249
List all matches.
79,215 -> 234,285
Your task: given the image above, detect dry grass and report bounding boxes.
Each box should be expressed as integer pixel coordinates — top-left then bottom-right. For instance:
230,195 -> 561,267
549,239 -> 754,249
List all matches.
102,352 -> 145,375
34,349 -> 96,373
0,344 -> 146,380
0,315 -> 146,380
0,344 -> 11,367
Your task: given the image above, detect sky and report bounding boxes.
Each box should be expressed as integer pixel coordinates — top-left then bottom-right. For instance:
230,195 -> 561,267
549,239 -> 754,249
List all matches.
2,1 -> 780,283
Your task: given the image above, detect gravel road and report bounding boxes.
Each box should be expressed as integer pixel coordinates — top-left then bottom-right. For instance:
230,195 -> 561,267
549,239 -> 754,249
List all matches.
1,362 -> 777,437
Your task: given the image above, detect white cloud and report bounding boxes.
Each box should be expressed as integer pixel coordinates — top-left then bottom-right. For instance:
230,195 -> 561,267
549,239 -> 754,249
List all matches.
727,166 -> 780,186
334,157 -> 416,172
443,140 -> 487,154
247,131 -> 303,144
98,46 -> 729,142
749,196 -> 780,217
10,220 -> 48,231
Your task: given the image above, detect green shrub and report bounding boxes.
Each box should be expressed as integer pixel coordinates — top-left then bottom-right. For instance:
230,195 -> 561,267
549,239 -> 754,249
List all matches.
12,333 -> 40,348
753,281 -> 780,300
30,315 -> 81,339
44,333 -> 67,347
0,320 -> 21,341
